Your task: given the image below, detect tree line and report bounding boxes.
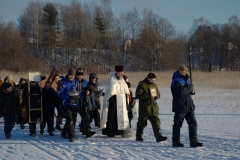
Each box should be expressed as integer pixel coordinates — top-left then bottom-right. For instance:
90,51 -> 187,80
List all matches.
0,0 -> 240,73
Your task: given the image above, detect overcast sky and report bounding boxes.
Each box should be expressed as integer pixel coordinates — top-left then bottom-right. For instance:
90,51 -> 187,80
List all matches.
0,0 -> 240,33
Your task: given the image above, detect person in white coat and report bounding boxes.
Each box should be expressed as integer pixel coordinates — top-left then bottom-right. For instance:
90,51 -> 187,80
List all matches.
101,65 -> 131,137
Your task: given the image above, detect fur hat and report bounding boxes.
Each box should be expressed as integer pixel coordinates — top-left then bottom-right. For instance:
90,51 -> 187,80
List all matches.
67,68 -> 75,75
178,65 -> 188,71
76,68 -> 83,75
115,65 -> 124,72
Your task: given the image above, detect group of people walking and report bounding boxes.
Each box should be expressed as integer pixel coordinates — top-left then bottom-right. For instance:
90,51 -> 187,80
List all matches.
0,64 -> 203,147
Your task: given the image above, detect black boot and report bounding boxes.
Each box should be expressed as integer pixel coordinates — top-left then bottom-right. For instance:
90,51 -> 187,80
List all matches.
172,125 -> 184,147
136,127 -> 144,142
55,123 -> 62,131
49,132 -> 54,136
82,116 -> 95,138
153,126 -> 167,142
86,127 -> 96,139
20,124 -> 26,130
189,125 -> 203,147
190,139 -> 203,147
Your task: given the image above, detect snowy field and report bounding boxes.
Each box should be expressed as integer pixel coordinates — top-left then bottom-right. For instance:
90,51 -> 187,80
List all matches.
0,86 -> 240,160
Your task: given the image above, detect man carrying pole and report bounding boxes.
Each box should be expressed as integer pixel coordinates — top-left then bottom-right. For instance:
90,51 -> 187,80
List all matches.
170,46 -> 203,147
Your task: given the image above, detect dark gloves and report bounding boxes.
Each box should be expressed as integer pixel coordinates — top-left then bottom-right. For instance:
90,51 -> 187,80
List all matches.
102,92 -> 105,97
128,110 -> 133,121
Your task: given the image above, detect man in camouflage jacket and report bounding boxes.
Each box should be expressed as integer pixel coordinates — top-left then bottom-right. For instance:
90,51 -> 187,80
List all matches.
135,73 -> 167,142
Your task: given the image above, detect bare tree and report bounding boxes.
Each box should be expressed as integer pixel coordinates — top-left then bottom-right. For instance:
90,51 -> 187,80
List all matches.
18,1 -> 43,56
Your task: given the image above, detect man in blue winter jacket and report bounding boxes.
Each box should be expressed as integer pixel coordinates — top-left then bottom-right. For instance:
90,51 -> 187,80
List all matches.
58,68 -> 81,142
171,65 -> 203,147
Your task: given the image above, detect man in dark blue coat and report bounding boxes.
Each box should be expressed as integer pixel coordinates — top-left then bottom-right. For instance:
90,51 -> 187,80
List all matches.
58,68 -> 81,142
171,65 -> 203,147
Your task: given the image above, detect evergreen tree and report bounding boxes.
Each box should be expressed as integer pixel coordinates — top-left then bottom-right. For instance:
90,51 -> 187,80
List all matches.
41,3 -> 58,65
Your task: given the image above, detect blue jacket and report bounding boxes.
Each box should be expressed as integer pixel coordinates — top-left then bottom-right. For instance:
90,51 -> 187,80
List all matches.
58,76 -> 81,108
80,91 -> 96,113
170,71 -> 195,112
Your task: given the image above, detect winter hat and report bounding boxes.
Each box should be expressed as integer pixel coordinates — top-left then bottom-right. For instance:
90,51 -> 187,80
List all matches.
67,68 -> 75,76
178,65 -> 188,72
41,76 -> 47,80
76,68 -> 83,75
147,73 -> 156,79
19,78 -> 25,83
19,78 -> 26,84
6,75 -> 13,82
115,65 -> 124,72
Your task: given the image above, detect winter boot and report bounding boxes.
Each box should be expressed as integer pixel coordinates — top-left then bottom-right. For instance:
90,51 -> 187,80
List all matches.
5,134 -> 11,139
136,127 -> 144,142
55,121 -> 62,131
30,133 -> 38,137
69,138 -> 75,142
173,141 -> 184,147
172,125 -> 184,147
20,124 -> 26,130
190,139 -> 203,147
61,134 -> 68,139
153,126 -> 168,142
49,132 -> 54,136
189,125 -> 203,147
86,128 -> 96,139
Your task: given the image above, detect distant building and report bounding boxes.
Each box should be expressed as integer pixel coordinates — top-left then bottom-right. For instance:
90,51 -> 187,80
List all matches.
117,38 -> 131,52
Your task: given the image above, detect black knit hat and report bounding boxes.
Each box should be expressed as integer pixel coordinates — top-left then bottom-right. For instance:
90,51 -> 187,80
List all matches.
67,68 -> 75,75
19,78 -> 26,83
76,68 -> 83,75
41,76 -> 46,80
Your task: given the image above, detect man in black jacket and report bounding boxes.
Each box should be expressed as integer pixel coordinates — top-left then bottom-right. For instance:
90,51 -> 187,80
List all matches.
40,80 -> 60,136
170,65 -> 203,147
0,82 -> 20,139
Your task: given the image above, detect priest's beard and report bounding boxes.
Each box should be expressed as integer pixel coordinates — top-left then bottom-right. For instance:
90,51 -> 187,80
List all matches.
116,74 -> 123,80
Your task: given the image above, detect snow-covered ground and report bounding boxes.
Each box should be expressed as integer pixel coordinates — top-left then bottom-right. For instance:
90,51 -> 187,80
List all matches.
0,87 -> 240,160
